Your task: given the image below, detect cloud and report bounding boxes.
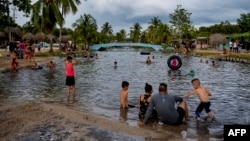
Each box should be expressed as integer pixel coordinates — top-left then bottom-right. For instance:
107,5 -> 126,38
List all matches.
14,0 -> 250,33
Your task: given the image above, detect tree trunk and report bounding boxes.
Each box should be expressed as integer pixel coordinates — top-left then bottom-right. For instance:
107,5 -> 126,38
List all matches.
59,26 -> 62,50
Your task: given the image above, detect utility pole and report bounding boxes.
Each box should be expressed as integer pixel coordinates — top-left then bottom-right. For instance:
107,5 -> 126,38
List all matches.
12,6 -> 16,22
7,0 -> 12,42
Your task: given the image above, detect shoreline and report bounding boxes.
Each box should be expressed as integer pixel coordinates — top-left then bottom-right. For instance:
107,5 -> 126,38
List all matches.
0,102 -> 183,141
0,48 -> 56,73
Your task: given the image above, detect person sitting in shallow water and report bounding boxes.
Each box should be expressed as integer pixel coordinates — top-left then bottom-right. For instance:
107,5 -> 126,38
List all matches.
48,61 -> 55,70
32,62 -> 42,69
138,83 -> 158,123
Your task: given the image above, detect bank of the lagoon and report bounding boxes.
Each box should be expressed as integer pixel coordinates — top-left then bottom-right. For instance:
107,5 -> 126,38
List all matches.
190,49 -> 250,63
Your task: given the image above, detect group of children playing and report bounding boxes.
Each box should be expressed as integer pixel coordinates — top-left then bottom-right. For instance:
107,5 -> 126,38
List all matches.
119,78 -> 213,125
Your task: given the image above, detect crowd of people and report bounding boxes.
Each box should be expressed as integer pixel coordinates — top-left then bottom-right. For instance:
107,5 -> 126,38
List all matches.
229,40 -> 243,53
119,78 -> 213,126
7,40 -> 55,72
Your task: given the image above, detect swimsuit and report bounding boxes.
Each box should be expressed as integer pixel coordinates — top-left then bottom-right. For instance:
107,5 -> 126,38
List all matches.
139,94 -> 151,119
195,101 -> 211,118
139,94 -> 157,120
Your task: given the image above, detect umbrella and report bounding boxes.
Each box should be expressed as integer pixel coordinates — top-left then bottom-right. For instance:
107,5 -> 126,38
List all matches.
209,33 -> 226,48
60,35 -> 71,43
34,32 -> 46,41
22,32 -> 34,40
46,34 -> 55,42
4,27 -> 21,37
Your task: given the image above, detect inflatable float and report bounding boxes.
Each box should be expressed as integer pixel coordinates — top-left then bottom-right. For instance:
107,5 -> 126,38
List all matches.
140,51 -> 151,55
167,55 -> 182,70
31,66 -> 43,70
83,55 -> 94,58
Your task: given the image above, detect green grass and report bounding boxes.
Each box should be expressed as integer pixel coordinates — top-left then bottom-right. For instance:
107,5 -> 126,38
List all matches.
190,51 -> 220,57
225,54 -> 250,60
35,50 -> 64,57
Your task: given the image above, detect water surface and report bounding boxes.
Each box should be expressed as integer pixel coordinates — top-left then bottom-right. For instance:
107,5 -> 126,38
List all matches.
1,48 -> 249,140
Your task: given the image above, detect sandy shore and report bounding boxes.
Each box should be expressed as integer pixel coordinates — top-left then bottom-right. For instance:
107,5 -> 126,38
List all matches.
0,48 -> 186,141
0,102 -> 185,141
0,48 -> 55,73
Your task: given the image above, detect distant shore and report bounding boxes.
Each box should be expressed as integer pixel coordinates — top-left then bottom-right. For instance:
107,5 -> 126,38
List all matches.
0,48 -> 56,73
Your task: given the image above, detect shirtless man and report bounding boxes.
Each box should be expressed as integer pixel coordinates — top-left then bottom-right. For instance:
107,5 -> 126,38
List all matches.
182,78 -> 213,121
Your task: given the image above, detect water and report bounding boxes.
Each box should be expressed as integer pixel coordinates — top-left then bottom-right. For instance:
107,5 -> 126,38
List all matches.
1,48 -> 250,140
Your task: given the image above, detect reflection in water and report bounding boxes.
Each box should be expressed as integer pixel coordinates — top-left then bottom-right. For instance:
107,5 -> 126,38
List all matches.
66,96 -> 77,105
0,49 -> 250,140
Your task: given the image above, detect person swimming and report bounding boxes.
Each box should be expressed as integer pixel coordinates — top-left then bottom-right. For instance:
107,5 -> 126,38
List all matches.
114,60 -> 117,68
146,56 -> 151,64
186,70 -> 195,77
32,62 -> 42,69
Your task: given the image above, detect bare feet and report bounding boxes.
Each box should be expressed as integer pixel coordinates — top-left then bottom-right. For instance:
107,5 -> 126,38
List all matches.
207,112 -> 213,121
196,117 -> 201,121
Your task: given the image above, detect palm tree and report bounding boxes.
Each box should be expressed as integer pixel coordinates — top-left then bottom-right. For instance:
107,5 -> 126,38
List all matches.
148,17 -> 162,43
72,14 -> 97,49
115,29 -> 126,42
101,22 -> 113,43
56,0 -> 81,50
157,23 -> 171,44
31,0 -> 63,52
130,22 -> 142,42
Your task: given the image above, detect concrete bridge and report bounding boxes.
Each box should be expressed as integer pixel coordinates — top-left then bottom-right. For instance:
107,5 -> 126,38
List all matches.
89,42 -> 163,51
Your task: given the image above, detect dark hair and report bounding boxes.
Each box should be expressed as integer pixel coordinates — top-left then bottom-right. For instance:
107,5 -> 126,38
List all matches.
191,78 -> 200,85
191,78 -> 199,83
67,56 -> 72,60
159,83 -> 167,92
145,83 -> 152,93
122,81 -> 129,88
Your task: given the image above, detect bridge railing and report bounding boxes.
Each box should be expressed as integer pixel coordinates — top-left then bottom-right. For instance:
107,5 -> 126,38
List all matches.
89,42 -> 163,51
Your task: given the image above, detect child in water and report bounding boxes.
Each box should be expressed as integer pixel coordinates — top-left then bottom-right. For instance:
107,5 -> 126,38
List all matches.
95,53 -> 99,59
48,61 -> 55,70
182,78 -> 213,121
114,60 -> 117,67
11,52 -> 18,72
64,56 -> 79,97
120,81 -> 129,109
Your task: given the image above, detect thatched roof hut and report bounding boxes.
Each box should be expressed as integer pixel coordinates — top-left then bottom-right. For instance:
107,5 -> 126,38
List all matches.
209,33 -> 226,48
60,35 -> 71,43
0,32 -> 7,39
34,32 -> 47,41
22,32 -> 34,40
3,27 -> 21,41
46,34 -> 54,41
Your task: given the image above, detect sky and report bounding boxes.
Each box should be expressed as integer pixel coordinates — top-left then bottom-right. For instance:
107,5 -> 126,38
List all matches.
14,0 -> 250,33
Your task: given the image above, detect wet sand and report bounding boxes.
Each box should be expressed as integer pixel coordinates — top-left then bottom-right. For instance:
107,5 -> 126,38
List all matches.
0,102 -> 183,141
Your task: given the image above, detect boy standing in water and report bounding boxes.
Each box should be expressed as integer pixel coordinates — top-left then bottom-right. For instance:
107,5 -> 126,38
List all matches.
64,56 -> 79,97
120,81 -> 129,109
182,78 -> 213,121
